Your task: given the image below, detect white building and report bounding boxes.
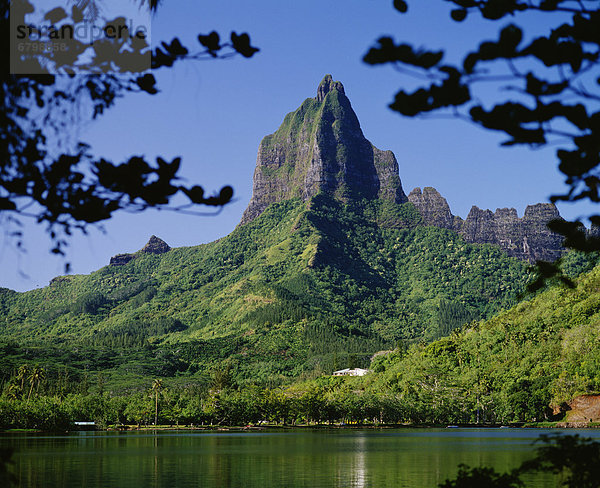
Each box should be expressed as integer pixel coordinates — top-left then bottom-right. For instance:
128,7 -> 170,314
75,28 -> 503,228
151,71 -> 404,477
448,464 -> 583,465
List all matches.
332,368 -> 369,377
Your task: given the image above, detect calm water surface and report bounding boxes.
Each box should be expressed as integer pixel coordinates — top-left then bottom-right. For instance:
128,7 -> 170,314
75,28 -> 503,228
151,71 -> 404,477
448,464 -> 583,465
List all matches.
3,428 -> 600,487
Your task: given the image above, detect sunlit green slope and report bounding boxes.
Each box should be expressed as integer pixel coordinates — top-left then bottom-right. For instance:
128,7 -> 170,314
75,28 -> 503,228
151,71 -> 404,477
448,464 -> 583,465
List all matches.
0,195 -> 532,386
365,262 -> 600,422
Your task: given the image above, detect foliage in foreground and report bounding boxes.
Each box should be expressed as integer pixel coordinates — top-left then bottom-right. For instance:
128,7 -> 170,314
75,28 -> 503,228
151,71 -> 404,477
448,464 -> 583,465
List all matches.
367,0 -> 600,286
440,435 -> 600,488
2,0 -> 257,256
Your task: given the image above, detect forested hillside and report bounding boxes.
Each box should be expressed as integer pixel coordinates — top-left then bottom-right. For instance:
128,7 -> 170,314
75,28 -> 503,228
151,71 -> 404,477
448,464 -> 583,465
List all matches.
2,73 -> 592,430
1,252 -> 598,430
0,194 -> 532,391
358,260 -> 600,423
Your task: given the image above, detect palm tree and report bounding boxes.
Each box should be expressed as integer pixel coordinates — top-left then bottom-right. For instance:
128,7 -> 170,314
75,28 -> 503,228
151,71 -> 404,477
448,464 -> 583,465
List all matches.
6,384 -> 20,401
26,366 -> 45,403
151,379 -> 164,426
16,365 -> 30,398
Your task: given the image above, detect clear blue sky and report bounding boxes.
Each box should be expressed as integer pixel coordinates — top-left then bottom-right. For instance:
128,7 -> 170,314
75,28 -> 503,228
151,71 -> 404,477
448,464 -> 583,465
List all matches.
1,0 -> 594,292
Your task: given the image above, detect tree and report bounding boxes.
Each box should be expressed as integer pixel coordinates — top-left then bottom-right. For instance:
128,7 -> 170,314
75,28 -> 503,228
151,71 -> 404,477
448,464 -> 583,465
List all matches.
5,384 -> 20,401
2,0 -> 258,259
151,378 -> 163,425
364,0 -> 600,287
123,392 -> 152,427
26,365 -> 45,402
16,364 -> 30,398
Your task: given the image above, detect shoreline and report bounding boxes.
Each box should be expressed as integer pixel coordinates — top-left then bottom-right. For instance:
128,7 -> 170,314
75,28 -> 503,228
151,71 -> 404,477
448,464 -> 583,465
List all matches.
4,421 -> 600,434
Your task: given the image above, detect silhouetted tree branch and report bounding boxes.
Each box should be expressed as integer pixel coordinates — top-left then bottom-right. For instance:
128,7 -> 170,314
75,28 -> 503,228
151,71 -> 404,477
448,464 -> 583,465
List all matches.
1,0 -> 258,258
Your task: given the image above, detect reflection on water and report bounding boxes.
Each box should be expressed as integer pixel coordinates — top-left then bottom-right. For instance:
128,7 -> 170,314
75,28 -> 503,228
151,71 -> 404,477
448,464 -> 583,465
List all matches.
2,428 -> 600,488
350,434 -> 366,488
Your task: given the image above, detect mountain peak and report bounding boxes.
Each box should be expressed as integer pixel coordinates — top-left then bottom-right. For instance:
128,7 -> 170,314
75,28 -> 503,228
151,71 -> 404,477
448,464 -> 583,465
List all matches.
141,235 -> 170,254
241,76 -> 407,224
109,235 -> 171,266
316,74 -> 345,102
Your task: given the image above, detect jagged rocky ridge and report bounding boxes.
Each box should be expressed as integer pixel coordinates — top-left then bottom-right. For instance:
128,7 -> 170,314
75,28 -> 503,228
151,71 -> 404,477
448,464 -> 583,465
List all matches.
408,187 -> 563,262
242,75 -> 564,262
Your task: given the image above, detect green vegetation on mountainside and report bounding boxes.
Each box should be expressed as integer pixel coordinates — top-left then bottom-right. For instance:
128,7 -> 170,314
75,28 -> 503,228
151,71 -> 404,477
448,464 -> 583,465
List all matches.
4,264 -> 600,430
362,264 -> 600,423
1,227 -> 600,428
258,89 -> 362,201
0,194 -> 532,391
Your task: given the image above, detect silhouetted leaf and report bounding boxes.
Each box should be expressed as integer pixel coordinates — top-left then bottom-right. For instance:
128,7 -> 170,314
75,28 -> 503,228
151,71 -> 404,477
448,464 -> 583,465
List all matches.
182,186 -> 205,204
152,47 -> 175,68
450,9 -> 467,21
219,186 -> 234,204
181,185 -> 204,203
136,73 -> 158,94
525,73 -> 567,96
452,0 -> 477,7
198,31 -> 220,53
364,37 -> 443,68
230,32 -> 259,58
393,0 -> 408,13
480,0 -> 525,20
539,0 -> 560,10
498,24 -> 522,53
163,38 -> 188,56
0,198 -> 16,210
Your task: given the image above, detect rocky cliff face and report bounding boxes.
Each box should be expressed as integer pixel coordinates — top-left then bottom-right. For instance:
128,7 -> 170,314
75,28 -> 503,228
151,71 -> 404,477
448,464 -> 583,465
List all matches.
554,394 -> 600,424
408,187 -> 564,262
408,187 -> 455,230
567,394 -> 600,422
241,75 -> 407,224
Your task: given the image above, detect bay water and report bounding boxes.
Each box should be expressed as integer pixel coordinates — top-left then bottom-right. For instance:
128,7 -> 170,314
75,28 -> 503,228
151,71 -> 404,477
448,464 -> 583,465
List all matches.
3,428 -> 600,487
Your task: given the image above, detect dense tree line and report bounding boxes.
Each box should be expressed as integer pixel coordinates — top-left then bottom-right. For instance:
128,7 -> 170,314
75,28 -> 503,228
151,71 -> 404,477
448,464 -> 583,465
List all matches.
0,379 -> 504,431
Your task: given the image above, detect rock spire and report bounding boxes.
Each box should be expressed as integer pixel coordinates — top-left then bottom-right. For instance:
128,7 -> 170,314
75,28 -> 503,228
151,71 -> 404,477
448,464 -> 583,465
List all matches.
241,75 -> 407,224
